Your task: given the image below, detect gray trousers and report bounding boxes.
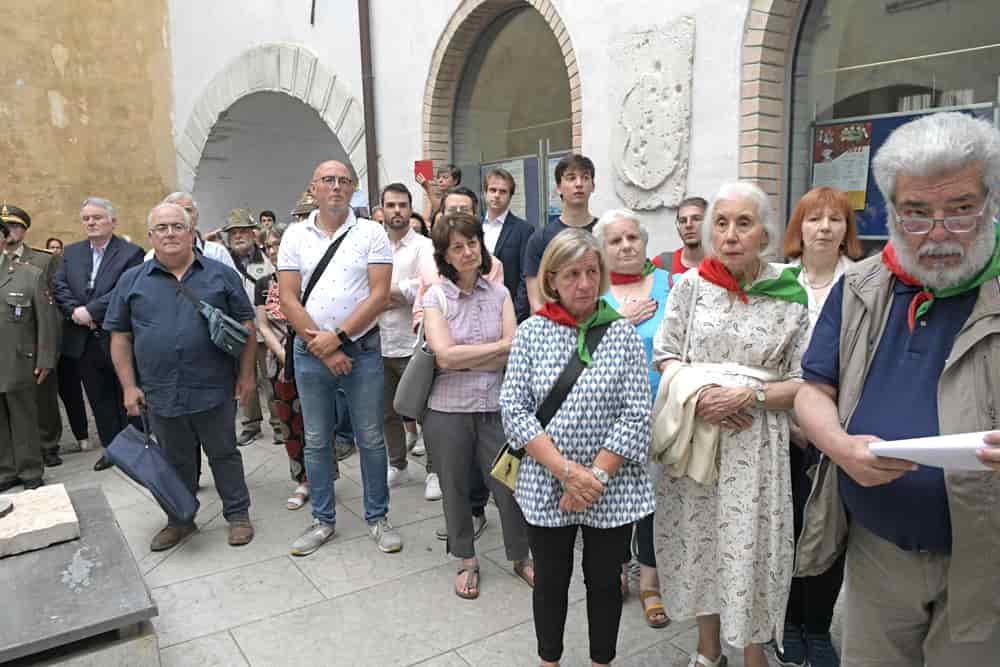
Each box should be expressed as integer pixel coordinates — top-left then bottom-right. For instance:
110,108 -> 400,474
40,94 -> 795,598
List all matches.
422,409 -> 529,561
842,520 -> 1000,666
0,387 -> 42,483
148,400 -> 251,524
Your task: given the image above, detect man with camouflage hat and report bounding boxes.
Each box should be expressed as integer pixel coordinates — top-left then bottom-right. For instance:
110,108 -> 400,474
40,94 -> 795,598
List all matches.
0,215 -> 59,491
224,208 -> 277,446
1,204 -> 65,467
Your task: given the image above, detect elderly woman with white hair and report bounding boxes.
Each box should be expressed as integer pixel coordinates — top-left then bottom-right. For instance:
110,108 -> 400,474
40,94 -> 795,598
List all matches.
594,208 -> 672,629
651,182 -> 811,667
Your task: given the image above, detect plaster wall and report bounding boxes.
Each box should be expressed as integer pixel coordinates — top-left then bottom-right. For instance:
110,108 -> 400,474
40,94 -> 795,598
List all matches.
1,0 -> 175,246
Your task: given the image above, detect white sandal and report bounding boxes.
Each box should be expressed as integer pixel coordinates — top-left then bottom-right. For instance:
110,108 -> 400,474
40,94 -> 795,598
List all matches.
286,484 -> 309,510
688,653 -> 727,667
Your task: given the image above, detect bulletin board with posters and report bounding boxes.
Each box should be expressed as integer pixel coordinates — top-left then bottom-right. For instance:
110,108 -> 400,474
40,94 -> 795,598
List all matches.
812,104 -> 995,238
546,151 -> 569,224
479,156 -> 539,225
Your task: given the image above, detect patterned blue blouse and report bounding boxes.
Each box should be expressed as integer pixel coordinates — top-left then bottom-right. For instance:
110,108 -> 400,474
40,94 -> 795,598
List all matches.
500,316 -> 656,528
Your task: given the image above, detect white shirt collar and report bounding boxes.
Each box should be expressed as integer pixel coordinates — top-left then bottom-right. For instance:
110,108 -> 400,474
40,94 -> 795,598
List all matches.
485,209 -> 509,225
305,208 -> 358,240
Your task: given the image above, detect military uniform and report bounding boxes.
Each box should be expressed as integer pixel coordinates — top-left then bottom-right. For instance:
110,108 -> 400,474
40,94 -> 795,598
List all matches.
1,205 -> 64,463
0,218 -> 59,490
223,208 -> 277,444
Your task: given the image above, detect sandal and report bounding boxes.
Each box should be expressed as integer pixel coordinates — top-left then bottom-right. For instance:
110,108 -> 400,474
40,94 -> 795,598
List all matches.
513,559 -> 535,588
286,484 -> 309,510
639,590 -> 671,628
455,565 -> 480,600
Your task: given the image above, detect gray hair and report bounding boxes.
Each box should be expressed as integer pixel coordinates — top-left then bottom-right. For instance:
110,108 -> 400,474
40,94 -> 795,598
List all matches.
266,221 -> 290,241
873,112 -> 1000,204
162,191 -> 198,209
702,182 -> 780,259
593,208 -> 649,247
146,202 -> 192,229
81,196 -> 116,220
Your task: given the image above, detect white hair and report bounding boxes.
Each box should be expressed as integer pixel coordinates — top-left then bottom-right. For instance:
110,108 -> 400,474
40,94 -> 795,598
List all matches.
81,196 -> 116,220
162,191 -> 198,209
593,208 -> 649,247
701,182 -> 780,258
146,202 -> 192,229
873,112 -> 1000,204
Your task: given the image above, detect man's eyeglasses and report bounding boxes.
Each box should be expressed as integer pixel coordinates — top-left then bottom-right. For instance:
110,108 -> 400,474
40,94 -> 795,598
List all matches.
150,223 -> 189,236
894,193 -> 993,235
445,204 -> 473,214
316,175 -> 353,187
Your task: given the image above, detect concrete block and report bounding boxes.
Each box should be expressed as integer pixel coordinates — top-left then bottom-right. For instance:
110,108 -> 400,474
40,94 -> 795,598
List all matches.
0,483 -> 80,558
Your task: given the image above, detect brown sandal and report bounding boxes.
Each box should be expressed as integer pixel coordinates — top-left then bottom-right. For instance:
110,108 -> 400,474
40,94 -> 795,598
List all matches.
513,559 -> 535,588
455,565 -> 480,600
639,590 -> 670,628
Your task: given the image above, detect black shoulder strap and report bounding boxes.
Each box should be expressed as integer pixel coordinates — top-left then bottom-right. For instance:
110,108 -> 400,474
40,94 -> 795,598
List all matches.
536,322 -> 611,428
301,228 -> 351,307
176,281 -> 204,310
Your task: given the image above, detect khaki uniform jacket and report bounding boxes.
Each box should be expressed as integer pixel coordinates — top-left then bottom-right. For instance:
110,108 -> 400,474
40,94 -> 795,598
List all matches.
0,257 -> 59,393
799,254 -> 1000,643
13,245 -> 61,349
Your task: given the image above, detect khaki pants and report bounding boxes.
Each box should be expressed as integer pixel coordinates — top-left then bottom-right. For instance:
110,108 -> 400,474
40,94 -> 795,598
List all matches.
238,341 -> 280,439
0,387 -> 43,483
381,355 -> 411,470
842,520 -> 1000,666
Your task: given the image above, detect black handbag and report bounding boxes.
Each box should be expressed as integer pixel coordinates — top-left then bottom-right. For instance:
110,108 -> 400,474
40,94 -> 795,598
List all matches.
177,283 -> 250,359
490,322 -> 612,491
283,227 -> 352,379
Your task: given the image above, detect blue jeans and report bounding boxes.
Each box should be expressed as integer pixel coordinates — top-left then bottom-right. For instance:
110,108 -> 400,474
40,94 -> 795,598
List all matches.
294,329 -> 389,525
334,388 -> 354,444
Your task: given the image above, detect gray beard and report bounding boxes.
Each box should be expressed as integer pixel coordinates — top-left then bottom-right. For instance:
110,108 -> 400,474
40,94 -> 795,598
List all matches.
888,221 -> 995,289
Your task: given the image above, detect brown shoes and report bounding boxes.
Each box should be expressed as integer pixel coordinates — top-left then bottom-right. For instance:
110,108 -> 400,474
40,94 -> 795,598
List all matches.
228,519 -> 255,547
150,523 -> 197,552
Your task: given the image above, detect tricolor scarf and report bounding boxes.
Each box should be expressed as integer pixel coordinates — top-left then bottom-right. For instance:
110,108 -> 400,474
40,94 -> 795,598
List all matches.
535,298 -> 622,365
882,226 -> 1000,331
697,257 -> 808,306
609,259 -> 656,285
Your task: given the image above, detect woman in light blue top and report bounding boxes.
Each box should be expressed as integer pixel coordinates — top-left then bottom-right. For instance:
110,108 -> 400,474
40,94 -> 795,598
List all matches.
595,208 -> 672,630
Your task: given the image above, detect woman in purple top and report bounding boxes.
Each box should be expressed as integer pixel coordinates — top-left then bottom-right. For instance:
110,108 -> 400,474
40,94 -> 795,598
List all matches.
422,212 -> 533,600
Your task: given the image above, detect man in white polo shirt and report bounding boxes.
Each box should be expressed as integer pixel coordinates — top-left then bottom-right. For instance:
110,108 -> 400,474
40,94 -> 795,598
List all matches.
277,159 -> 402,556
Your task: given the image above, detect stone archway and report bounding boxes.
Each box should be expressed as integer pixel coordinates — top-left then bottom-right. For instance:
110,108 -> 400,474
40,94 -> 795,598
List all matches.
422,0 -> 582,165
739,0 -> 804,216
175,43 -> 366,192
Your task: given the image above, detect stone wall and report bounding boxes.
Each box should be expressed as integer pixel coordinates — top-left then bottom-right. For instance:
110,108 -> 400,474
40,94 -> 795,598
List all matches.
0,0 -> 176,247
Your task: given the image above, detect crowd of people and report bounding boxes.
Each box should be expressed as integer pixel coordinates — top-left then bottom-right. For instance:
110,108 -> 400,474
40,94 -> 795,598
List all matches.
1,110 -> 999,667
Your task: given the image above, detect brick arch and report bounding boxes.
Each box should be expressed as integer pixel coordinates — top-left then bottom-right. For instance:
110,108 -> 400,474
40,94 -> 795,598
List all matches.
175,43 -> 366,192
422,0 -> 582,165
739,0 -> 804,217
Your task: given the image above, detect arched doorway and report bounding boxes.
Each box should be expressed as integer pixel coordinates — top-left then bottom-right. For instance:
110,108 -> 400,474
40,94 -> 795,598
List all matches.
193,91 -> 349,229
423,1 -> 580,225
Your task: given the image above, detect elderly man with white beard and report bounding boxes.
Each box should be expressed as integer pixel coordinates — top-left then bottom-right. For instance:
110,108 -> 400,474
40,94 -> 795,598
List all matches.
794,112 -> 1000,666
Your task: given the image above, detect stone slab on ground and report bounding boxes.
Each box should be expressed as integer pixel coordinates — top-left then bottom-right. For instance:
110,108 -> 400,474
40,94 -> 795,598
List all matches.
0,487 -> 158,663
7,621 -> 160,667
0,483 -> 80,558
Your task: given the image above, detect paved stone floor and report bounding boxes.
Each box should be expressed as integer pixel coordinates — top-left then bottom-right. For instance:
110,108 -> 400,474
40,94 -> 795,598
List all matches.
31,419 -> 797,666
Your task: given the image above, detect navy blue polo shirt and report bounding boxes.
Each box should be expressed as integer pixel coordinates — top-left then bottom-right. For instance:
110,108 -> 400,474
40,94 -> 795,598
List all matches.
522,218 -> 597,278
104,254 -> 255,418
801,277 -> 978,553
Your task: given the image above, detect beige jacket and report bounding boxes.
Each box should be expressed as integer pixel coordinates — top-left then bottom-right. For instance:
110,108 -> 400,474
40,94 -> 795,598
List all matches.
650,363 -> 719,484
798,254 -> 1000,643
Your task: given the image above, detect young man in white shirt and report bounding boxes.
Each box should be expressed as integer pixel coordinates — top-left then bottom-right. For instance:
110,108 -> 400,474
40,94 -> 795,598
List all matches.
277,160 -> 402,556
377,183 -> 438,498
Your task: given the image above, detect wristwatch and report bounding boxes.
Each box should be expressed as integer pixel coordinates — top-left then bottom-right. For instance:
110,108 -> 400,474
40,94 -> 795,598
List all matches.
334,327 -> 351,346
590,465 -> 611,486
755,388 -> 766,406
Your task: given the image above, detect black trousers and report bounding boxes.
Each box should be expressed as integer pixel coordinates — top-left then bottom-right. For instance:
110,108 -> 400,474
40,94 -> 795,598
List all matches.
78,332 -> 128,448
57,355 -> 89,441
527,522 -> 631,664
786,443 -> 845,633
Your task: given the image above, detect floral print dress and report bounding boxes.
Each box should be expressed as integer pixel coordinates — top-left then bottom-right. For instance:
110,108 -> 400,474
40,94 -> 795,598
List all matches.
651,264 -> 811,647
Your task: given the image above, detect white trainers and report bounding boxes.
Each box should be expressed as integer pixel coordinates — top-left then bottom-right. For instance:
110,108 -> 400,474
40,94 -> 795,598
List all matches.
369,517 -> 403,553
387,465 -> 411,487
79,438 -> 93,452
409,434 -> 425,457
424,472 -> 442,501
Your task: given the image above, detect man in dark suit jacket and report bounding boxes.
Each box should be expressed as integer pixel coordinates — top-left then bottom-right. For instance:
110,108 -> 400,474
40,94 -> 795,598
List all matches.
53,197 -> 145,471
481,168 -> 535,321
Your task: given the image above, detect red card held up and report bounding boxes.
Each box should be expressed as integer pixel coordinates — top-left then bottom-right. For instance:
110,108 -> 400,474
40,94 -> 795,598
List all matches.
414,159 -> 434,181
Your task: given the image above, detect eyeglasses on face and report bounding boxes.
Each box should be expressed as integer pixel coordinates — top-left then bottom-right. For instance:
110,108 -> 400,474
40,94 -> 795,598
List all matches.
150,223 -> 189,236
316,175 -> 353,187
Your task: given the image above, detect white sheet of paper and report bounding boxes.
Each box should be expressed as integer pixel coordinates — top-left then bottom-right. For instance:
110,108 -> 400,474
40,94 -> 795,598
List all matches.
869,432 -> 993,471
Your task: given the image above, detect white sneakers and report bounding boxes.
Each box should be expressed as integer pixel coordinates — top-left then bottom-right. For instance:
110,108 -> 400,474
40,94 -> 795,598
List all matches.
406,430 -> 425,456
424,472 -> 442,501
387,465 -> 411,488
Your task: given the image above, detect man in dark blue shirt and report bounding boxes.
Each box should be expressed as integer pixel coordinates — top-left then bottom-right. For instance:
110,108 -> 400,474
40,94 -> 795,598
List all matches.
796,112 -> 1000,664
105,203 -> 257,552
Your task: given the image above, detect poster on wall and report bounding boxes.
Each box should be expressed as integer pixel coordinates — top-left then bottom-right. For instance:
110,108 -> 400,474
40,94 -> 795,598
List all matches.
547,155 -> 565,222
812,122 -> 872,211
481,159 -> 527,220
